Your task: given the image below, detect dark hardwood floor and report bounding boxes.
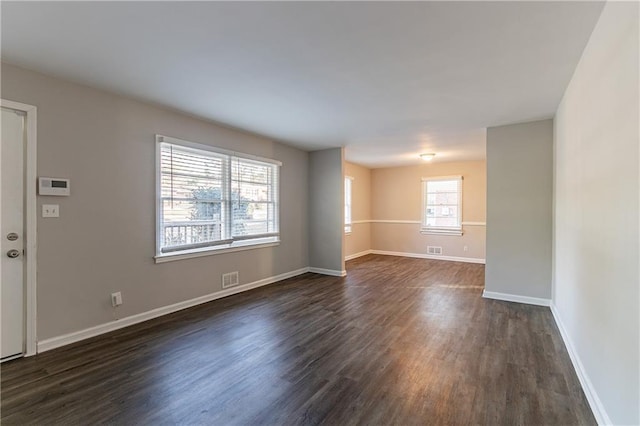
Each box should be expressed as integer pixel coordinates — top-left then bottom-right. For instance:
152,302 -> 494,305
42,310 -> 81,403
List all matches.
1,255 -> 595,425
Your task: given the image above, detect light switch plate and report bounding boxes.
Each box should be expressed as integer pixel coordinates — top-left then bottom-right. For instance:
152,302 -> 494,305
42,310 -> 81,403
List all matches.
42,204 -> 59,218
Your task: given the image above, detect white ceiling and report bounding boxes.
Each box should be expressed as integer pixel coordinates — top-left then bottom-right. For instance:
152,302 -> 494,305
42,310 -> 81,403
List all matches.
1,1 -> 603,168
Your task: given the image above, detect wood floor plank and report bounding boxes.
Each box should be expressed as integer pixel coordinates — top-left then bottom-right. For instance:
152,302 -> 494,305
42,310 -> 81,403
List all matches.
1,255 -> 595,425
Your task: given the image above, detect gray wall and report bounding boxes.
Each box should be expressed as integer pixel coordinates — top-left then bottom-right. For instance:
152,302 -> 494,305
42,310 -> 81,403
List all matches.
1,63 -> 309,340
554,2 -> 639,423
308,148 -> 345,273
485,119 -> 553,299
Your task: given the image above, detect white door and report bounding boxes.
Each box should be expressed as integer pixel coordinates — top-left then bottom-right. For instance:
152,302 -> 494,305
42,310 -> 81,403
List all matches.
1,107 -> 25,360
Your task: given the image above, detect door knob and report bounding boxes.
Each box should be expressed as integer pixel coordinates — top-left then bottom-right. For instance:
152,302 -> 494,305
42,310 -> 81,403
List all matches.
7,249 -> 20,258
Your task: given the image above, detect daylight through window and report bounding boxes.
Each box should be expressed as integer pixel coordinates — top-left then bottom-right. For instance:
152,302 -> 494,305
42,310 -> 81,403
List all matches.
157,136 -> 280,258
421,176 -> 463,235
345,176 -> 353,233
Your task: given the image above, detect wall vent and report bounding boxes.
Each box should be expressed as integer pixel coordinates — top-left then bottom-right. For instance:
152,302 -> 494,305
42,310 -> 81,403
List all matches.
222,271 -> 239,288
427,246 -> 443,255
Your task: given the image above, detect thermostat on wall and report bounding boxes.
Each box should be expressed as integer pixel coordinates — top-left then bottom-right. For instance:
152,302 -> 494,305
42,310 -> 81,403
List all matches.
39,177 -> 70,196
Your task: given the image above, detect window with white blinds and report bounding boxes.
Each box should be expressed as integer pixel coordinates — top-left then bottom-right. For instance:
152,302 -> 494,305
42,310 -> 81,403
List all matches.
345,176 -> 353,234
421,176 -> 463,236
156,135 -> 280,258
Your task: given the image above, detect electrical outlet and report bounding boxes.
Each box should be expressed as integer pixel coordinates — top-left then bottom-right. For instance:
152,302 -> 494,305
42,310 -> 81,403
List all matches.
111,292 -> 123,307
463,245 -> 468,252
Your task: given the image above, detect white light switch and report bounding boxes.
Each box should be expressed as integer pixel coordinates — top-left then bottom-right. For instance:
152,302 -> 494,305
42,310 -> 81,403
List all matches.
42,204 -> 59,218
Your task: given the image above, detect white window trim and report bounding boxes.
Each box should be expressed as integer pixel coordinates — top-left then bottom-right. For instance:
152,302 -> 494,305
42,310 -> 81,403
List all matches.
421,175 -> 463,236
345,175 -> 354,234
155,240 -> 280,264
154,135 -> 281,262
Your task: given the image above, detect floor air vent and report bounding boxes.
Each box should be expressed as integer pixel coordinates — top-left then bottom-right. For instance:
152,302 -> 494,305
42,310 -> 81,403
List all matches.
222,271 -> 239,288
427,246 -> 443,255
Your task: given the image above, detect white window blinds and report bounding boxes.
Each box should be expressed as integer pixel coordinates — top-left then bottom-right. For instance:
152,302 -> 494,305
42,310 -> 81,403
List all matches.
231,157 -> 279,240
157,137 -> 280,255
421,176 -> 463,235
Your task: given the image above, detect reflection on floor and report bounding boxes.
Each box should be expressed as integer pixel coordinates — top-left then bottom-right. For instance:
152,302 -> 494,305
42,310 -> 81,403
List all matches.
1,254 -> 594,425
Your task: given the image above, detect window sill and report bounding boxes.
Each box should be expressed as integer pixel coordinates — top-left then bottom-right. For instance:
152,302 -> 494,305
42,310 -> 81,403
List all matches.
420,229 -> 463,236
155,238 -> 280,264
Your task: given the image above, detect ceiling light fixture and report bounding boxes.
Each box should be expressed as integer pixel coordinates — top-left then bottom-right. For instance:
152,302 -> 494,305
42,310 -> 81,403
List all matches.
420,153 -> 436,161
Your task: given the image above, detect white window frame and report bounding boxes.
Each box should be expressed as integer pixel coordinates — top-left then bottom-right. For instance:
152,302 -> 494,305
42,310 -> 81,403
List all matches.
155,135 -> 281,263
421,175 -> 463,236
345,176 -> 353,234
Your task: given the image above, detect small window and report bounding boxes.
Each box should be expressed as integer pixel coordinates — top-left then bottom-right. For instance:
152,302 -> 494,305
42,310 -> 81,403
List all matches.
345,176 -> 353,234
156,135 -> 280,260
421,176 -> 463,235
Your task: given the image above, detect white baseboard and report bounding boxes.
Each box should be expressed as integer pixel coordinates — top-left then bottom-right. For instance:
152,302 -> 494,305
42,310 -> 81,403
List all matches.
370,249 -> 485,264
308,267 -> 347,277
37,267 -> 310,353
345,250 -> 373,261
482,290 -> 551,307
550,304 -> 611,425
